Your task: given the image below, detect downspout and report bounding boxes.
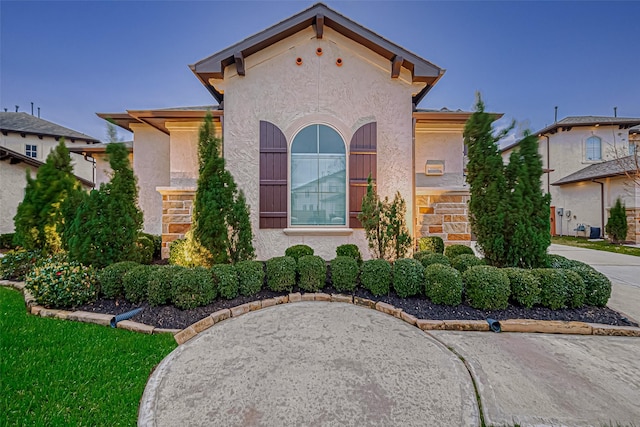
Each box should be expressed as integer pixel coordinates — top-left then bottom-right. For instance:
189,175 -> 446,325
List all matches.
412,117 -> 417,251
592,179 -> 605,238
544,135 -> 551,194
83,154 -> 96,187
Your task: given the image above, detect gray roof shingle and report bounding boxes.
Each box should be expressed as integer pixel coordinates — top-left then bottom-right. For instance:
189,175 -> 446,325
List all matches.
0,112 -> 100,143
552,156 -> 639,185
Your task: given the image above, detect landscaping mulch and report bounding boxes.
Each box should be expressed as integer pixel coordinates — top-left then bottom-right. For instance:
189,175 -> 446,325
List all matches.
77,286 -> 638,330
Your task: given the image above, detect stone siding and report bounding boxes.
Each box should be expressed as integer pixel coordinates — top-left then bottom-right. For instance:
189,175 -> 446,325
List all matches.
416,192 -> 471,246
158,187 -> 195,258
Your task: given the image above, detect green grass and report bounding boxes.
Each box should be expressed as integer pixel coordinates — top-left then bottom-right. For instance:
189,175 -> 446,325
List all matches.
551,236 -> 640,257
0,286 -> 177,426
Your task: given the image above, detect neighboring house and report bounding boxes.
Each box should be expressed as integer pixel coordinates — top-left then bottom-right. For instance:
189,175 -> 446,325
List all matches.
67,141 -> 133,186
102,3 -> 501,259
502,117 -> 640,243
0,112 -> 100,234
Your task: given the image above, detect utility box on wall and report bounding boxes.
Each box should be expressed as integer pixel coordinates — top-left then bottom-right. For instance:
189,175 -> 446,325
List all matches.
425,160 -> 445,176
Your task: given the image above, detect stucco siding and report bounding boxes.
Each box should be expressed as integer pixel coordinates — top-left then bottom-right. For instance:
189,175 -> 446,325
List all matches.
131,123 -> 170,235
415,126 -> 465,188
0,162 -> 34,233
218,27 -> 418,260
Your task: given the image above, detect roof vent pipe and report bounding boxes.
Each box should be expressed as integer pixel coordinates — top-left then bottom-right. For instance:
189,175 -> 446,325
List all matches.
37,107 -> 40,118
554,106 -> 558,123
614,107 -> 617,118
31,102 -> 34,116
15,105 -> 19,112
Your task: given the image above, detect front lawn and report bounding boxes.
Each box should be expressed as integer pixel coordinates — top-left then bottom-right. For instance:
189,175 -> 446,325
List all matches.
0,286 -> 176,426
551,236 -> 640,257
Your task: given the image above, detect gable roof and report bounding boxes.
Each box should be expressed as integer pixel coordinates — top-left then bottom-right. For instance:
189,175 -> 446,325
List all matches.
552,155 -> 639,186
0,112 -> 100,143
0,145 -> 94,188
190,2 -> 444,107
538,116 -> 640,136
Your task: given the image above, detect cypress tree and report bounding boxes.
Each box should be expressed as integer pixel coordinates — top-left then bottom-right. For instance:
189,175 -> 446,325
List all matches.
606,197 -> 628,243
385,191 -> 412,260
13,139 -> 82,253
67,143 -> 143,267
358,175 -> 391,259
464,95 -> 510,267
191,112 -> 254,264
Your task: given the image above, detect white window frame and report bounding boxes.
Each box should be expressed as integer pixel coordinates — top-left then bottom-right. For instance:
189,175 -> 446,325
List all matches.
25,144 -> 37,158
585,136 -> 601,161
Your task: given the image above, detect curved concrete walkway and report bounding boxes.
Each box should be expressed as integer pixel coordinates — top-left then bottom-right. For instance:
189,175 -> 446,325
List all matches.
139,302 -> 479,427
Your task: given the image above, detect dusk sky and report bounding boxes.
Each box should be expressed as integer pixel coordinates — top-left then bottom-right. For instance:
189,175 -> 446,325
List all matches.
1,1 -> 639,144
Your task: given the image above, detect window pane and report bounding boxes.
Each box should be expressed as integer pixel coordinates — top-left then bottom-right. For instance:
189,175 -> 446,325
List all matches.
319,125 -> 345,154
291,125 -> 317,153
586,136 -> 601,160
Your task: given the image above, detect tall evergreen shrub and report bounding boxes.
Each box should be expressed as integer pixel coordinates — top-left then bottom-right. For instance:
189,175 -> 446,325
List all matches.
67,143 -> 143,268
191,112 -> 254,264
13,140 -> 83,253
606,197 -> 628,243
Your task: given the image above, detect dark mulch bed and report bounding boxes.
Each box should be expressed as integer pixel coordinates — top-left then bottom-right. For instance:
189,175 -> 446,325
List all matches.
77,285 -> 638,330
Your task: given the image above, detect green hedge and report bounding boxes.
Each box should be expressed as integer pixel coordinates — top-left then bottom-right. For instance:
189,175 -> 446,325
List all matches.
297,255 -> 326,292
531,269 -> 567,310
98,261 -> 140,299
417,236 -> 444,254
123,265 -> 155,303
266,256 -> 296,292
330,256 -> 359,293
546,254 -> 590,270
212,264 -> 239,300
415,252 -> 450,269
360,259 -> 391,296
571,265 -> 611,307
171,267 -> 217,309
336,244 -> 362,265
0,249 -> 41,280
236,260 -> 264,296
444,244 -> 474,259
562,269 -> 586,308
451,254 -> 484,273
503,268 -> 540,309
463,265 -> 510,310
25,261 -> 98,308
147,265 -> 183,306
393,258 -> 424,298
424,264 -> 462,306
285,245 -> 314,261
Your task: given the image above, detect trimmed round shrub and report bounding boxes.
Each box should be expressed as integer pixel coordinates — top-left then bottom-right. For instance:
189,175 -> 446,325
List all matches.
503,268 -> 541,309
451,254 -> 484,273
147,265 -> 183,306
424,264 -> 463,306
236,260 -> 265,296
330,256 -> 359,293
444,244 -> 474,259
212,264 -> 239,300
172,266 -> 217,309
135,234 -> 155,264
571,265 -> 611,307
360,259 -> 392,296
285,244 -> 314,261
546,254 -> 590,270
463,265 -> 511,310
123,265 -> 155,303
336,244 -> 362,265
0,249 -> 41,280
297,255 -> 326,292
392,258 -> 424,298
531,269 -> 567,310
266,256 -> 296,292
25,261 -> 98,308
561,269 -> 586,308
98,261 -> 140,299
415,252 -> 450,269
418,236 -> 444,254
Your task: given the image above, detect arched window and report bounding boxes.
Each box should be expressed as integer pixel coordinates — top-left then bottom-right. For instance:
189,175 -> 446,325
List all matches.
586,136 -> 601,161
291,124 -> 346,226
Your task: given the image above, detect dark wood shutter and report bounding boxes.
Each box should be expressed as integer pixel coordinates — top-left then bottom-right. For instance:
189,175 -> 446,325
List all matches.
349,122 -> 377,228
259,121 -> 288,228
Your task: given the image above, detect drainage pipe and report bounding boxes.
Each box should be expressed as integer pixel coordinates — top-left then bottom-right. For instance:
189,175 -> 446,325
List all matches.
110,307 -> 144,328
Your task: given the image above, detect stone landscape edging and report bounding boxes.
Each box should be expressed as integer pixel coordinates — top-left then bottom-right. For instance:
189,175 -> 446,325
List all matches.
2,279 -> 639,343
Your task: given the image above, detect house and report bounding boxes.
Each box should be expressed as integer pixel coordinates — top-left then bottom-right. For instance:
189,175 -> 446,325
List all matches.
0,112 -> 99,234
101,3 -> 500,259
67,141 -> 133,186
502,117 -> 640,243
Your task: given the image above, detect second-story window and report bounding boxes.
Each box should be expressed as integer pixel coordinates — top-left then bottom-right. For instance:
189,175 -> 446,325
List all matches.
585,136 -> 601,161
25,144 -> 37,158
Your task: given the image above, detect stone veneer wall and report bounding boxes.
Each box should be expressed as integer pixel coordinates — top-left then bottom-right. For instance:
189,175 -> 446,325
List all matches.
157,187 -> 195,259
626,208 -> 640,244
416,192 -> 471,246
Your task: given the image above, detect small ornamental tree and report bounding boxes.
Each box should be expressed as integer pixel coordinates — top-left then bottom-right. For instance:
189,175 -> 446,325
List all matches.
464,95 -> 510,267
606,197 -> 628,243
67,143 -> 143,268
13,139 -> 83,254
385,191 -> 412,260
191,112 -> 254,264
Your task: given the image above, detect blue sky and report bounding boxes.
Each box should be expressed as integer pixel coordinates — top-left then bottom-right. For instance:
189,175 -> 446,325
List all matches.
1,1 -> 639,143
